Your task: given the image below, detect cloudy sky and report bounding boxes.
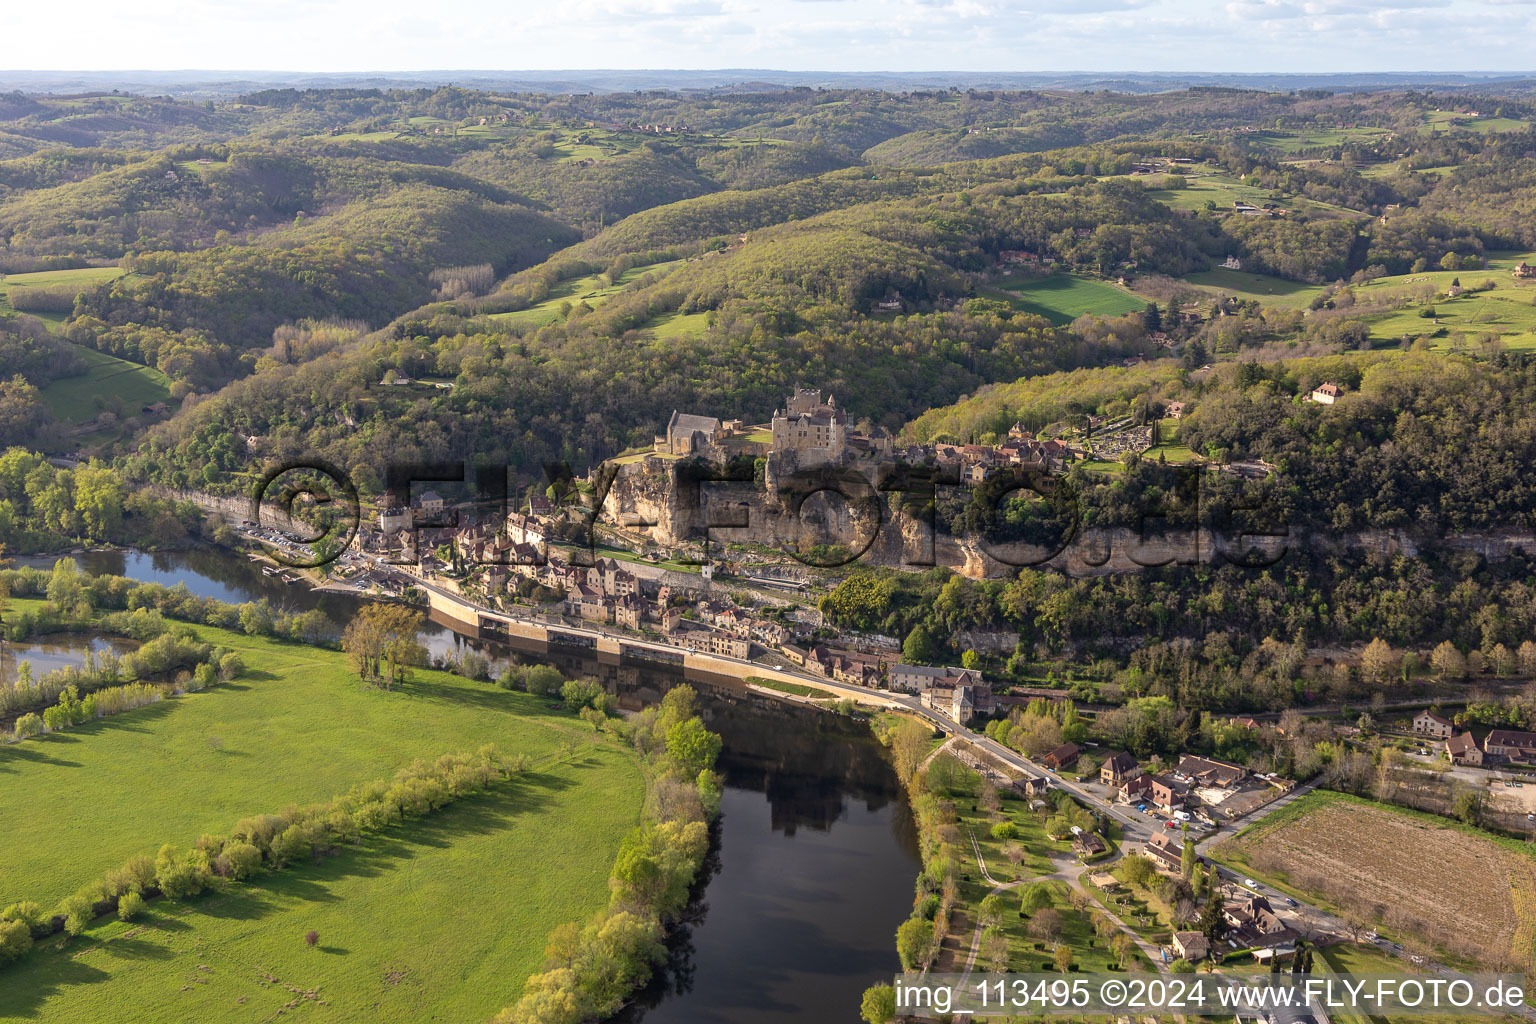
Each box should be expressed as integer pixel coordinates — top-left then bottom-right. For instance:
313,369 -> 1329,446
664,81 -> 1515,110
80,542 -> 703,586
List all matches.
12,0 -> 1536,74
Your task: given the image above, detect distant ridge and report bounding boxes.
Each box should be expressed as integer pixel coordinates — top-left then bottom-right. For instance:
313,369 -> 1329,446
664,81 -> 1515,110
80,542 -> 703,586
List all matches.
2,69 -> 1535,98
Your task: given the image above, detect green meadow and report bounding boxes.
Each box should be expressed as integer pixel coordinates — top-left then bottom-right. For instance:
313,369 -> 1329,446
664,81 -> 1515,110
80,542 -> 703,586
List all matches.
642,309 -> 711,339
1352,251 -> 1536,351
488,260 -> 680,329
39,345 -> 172,425
0,267 -> 126,332
0,603 -> 646,1022
1181,267 -> 1327,309
987,274 -> 1145,325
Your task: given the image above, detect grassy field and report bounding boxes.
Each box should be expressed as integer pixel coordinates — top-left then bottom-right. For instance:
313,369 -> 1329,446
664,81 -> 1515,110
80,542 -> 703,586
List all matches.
987,274 -> 1146,325
1251,126 -> 1393,154
1351,251 -> 1536,351
0,605 -> 635,907
39,344 -> 173,425
1424,110 -> 1531,135
0,601 -> 646,1021
642,309 -> 711,339
1144,419 -> 1199,463
1142,165 -> 1356,214
1214,789 -> 1536,972
1181,267 -> 1327,309
0,747 -> 640,1023
0,267 -> 126,332
487,260 -> 680,330
746,676 -> 836,699
1321,942 -> 1526,1024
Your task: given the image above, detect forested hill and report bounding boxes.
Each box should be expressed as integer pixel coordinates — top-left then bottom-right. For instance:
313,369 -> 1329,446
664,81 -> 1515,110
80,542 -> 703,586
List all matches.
2,83 -> 1536,504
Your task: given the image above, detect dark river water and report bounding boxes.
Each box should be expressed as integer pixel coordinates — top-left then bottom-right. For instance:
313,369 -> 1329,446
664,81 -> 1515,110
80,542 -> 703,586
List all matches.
26,547 -> 921,1023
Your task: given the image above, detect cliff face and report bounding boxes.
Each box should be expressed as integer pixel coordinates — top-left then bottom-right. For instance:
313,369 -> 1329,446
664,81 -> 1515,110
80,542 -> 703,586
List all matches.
596,459 -> 1536,579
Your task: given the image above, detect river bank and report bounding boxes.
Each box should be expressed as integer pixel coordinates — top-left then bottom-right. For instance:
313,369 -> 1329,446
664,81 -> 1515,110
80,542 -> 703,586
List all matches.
3,546 -> 920,1022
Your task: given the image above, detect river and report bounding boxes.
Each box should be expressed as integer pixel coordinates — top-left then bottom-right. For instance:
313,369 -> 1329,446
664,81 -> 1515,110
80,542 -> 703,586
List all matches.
28,546 -> 921,1022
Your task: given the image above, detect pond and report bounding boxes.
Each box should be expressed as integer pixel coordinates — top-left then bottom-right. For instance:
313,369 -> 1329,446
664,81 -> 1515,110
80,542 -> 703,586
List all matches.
1,633 -> 139,682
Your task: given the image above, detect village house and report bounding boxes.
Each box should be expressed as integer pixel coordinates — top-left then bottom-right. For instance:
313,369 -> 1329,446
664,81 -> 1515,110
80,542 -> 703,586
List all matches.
1446,731 -> 1484,766
1043,742 -> 1080,770
1172,931 -> 1210,962
1224,894 -> 1294,949
1485,729 -> 1536,762
563,583 -> 611,623
1145,830 -> 1184,873
1014,775 -> 1051,799
889,663 -> 980,693
1309,382 -> 1344,405
1222,255 -> 1243,270
1147,774 -> 1189,813
1511,260 -> 1534,279
1176,754 -> 1246,789
612,595 -> 645,630
379,506 -> 412,534
1413,710 -> 1455,740
1164,401 -> 1188,419
1099,752 -> 1142,788
1120,773 -> 1154,802
1073,832 -> 1107,858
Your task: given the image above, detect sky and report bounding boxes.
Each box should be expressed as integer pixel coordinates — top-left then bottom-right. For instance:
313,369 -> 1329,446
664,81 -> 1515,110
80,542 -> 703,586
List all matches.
9,0 -> 1536,75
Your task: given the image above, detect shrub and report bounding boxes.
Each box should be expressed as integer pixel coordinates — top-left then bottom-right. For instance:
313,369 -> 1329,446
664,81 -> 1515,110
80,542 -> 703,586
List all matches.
0,902 -> 46,938
218,652 -> 244,680
116,891 -> 145,922
190,663 -> 217,691
524,664 -> 564,696
990,822 -> 1020,841
305,929 -> 319,947
0,919 -> 33,962
154,845 -> 208,900
230,813 -> 287,854
59,890 -> 98,936
12,713 -> 41,739
269,824 -> 314,867
223,842 -> 263,881
496,664 -> 525,690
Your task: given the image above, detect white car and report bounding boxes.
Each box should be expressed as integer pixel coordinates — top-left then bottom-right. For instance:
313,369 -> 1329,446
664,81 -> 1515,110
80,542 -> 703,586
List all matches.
1243,878 -> 1259,889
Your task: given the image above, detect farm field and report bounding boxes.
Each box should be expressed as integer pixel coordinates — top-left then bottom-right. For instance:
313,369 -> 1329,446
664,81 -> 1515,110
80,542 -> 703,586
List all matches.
0,746 -> 640,1024
39,344 -> 173,425
1180,268 -> 1327,309
487,260 -> 680,329
1214,790 -> 1536,972
987,274 -> 1145,325
0,603 -> 642,911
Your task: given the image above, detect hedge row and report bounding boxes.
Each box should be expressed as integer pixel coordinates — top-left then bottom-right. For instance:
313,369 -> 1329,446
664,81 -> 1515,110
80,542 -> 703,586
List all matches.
494,687 -> 722,1024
